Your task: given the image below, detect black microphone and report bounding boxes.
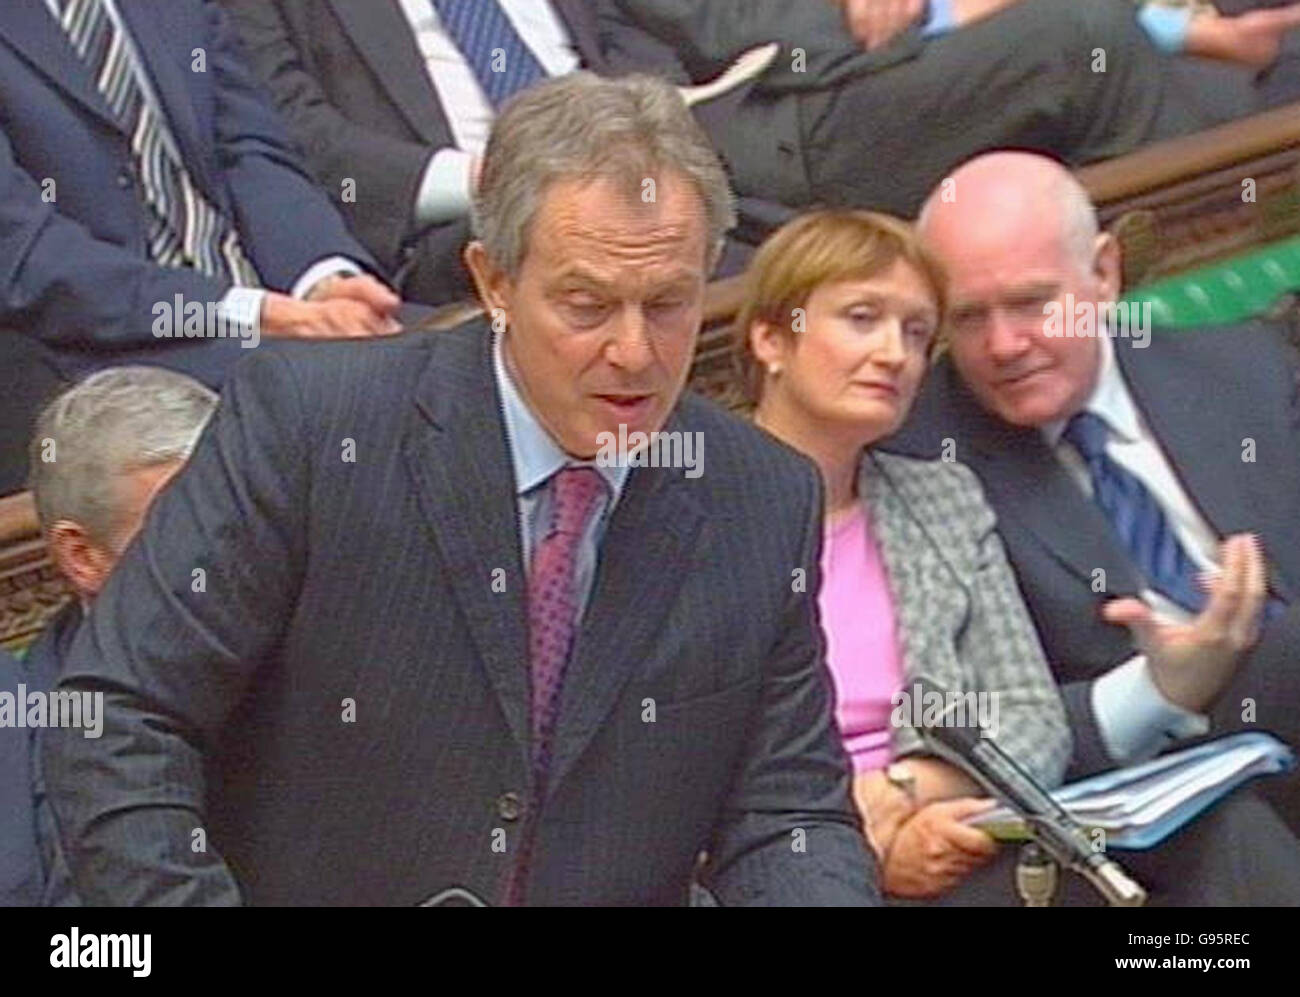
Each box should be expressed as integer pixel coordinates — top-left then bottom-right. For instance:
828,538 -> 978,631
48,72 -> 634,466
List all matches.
911,677 -> 1146,906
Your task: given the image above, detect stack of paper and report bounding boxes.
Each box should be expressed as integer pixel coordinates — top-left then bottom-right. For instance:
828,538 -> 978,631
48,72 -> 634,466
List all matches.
969,732 -> 1294,850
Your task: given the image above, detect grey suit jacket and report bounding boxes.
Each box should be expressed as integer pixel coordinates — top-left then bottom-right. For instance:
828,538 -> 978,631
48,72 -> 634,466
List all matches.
862,451 -> 1071,787
43,320 -> 878,906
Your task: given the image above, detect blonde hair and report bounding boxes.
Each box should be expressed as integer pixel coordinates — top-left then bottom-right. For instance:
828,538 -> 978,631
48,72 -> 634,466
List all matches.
731,210 -> 948,408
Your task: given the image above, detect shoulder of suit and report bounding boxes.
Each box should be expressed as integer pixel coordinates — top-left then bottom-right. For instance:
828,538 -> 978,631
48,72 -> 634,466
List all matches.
674,391 -> 821,494
868,450 -> 994,537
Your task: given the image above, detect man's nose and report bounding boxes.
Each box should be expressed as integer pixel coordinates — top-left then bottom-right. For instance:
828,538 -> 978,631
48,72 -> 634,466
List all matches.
605,307 -> 655,371
986,310 -> 1030,361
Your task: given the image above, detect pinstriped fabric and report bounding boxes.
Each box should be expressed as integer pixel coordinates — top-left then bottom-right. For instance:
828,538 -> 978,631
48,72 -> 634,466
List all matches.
53,0 -> 259,285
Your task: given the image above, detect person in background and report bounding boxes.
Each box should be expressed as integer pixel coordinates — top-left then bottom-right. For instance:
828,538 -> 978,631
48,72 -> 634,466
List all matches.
0,0 -> 401,493
1,645 -> 42,905
220,0 -> 608,306
24,366 -> 219,907
743,206 -> 1300,904
882,153 -> 1300,876
735,209 -> 1072,899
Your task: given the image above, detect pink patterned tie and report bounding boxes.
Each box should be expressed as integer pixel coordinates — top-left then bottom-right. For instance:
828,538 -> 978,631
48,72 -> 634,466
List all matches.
504,465 -> 607,904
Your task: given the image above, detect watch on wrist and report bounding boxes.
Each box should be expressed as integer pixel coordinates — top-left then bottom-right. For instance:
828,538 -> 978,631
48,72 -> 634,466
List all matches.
885,760 -> 918,807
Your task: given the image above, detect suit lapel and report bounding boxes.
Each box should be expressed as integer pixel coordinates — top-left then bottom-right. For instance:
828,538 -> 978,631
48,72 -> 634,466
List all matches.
1118,336 -> 1298,601
1118,340 -> 1248,539
945,368 -> 1143,597
860,455 -> 933,682
403,324 -> 532,768
0,0 -> 121,132
545,417 -> 705,799
119,1 -> 215,200
554,0 -> 605,71
327,0 -> 451,144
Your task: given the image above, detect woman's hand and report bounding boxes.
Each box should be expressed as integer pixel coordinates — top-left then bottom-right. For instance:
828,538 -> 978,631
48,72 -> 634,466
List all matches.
852,770 -> 916,860
882,798 -> 999,898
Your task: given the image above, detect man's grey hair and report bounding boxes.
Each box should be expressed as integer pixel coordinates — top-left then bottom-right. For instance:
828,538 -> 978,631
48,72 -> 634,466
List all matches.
471,71 -> 737,274
28,366 -> 218,544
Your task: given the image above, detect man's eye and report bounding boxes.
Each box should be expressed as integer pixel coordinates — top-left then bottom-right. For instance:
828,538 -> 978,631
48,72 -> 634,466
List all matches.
1008,296 -> 1049,315
848,307 -> 880,324
566,297 -> 608,319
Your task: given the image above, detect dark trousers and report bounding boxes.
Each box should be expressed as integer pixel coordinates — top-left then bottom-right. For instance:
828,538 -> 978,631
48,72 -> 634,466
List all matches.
799,0 -> 1256,218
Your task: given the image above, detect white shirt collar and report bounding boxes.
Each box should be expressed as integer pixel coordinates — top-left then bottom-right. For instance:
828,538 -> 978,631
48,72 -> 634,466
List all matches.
492,333 -> 628,500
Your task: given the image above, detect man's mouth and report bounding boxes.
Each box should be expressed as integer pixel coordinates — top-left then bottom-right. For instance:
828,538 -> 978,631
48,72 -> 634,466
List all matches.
997,365 -> 1051,388
594,393 -> 655,419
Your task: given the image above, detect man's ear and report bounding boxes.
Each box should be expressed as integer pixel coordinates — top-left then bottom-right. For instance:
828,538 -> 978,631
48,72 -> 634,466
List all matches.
46,520 -> 113,602
1093,231 -> 1123,302
463,241 -> 513,317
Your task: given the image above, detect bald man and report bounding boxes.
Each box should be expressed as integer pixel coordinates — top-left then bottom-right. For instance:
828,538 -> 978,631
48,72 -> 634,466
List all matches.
886,153 -> 1300,844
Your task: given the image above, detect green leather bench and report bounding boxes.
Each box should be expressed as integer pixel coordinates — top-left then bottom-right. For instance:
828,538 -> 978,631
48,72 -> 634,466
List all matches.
1124,235 -> 1300,328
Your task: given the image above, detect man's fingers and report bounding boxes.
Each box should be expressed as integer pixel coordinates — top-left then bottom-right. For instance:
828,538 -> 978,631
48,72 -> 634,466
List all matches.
1198,535 -> 1254,639
1231,534 -> 1267,646
1101,597 -> 1160,649
333,276 -> 401,315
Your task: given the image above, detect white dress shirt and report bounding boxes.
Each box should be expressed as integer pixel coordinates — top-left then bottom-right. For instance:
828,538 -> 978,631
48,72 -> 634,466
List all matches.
1042,335 -> 1215,763
397,0 -> 580,225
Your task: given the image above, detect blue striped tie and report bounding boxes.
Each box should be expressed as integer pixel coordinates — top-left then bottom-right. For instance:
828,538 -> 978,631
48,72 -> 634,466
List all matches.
1064,411 -> 1209,614
53,0 -> 259,286
430,0 -> 547,109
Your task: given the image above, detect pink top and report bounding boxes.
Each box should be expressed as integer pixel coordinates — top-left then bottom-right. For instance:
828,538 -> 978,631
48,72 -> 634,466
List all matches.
817,504 -> 905,773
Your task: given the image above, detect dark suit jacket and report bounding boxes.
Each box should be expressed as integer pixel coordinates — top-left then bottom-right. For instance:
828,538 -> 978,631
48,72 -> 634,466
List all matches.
0,0 -> 377,386
220,0 -> 607,305
43,321 -> 878,906
598,0 -> 924,213
1,647 -> 41,906
22,601 -> 81,907
885,324 -> 1300,788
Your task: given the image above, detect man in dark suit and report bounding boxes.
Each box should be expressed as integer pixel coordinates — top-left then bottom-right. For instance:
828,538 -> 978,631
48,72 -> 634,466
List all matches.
220,0 -> 610,307
43,73 -> 878,906
0,0 -> 403,494
1,647 -> 43,906
599,0 -> 1253,227
21,365 -> 219,908
887,151 -> 1300,829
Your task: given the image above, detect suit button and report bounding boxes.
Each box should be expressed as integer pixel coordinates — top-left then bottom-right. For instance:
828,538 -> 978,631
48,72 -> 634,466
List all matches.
497,792 -> 522,822
116,170 -> 132,189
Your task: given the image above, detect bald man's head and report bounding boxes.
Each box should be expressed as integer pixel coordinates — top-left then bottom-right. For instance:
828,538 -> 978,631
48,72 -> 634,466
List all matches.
915,152 -> 1123,428
918,152 -> 1100,270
